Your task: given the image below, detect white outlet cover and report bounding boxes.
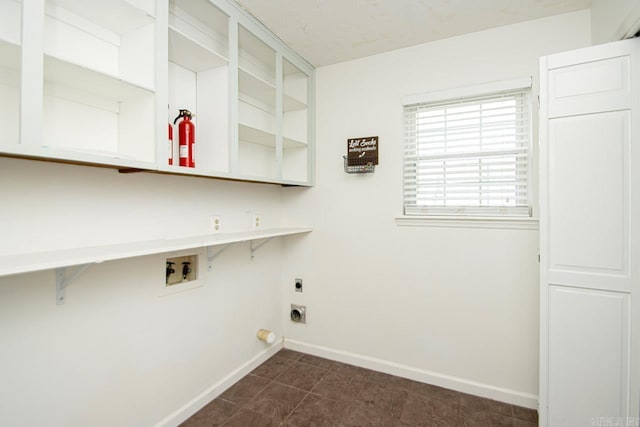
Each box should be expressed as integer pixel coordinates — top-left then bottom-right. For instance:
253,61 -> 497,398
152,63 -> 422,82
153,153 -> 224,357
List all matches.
211,216 -> 221,233
252,214 -> 261,230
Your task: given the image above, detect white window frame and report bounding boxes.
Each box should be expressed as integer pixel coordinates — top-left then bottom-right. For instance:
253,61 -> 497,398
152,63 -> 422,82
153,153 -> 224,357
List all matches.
398,78 -> 538,229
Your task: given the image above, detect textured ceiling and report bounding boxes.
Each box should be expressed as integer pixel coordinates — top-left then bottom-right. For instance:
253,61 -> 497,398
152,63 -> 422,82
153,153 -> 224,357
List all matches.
235,0 -> 591,66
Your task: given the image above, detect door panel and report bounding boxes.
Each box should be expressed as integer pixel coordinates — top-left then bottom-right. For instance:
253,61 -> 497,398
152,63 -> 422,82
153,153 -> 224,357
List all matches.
548,285 -> 629,427
548,55 -> 631,118
548,110 -> 630,292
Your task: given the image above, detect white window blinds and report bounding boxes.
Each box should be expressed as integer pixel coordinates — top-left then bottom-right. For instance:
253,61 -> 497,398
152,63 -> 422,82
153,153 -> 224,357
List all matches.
403,85 -> 532,217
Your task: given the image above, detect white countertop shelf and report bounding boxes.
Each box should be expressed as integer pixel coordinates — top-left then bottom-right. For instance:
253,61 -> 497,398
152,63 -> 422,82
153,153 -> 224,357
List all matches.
0,227 -> 312,277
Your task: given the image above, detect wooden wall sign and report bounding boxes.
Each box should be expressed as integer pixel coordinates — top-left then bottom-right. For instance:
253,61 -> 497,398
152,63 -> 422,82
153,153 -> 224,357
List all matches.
347,136 -> 378,166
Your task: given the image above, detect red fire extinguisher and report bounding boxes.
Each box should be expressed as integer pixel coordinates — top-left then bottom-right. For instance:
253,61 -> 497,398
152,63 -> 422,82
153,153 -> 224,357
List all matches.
168,122 -> 173,165
174,109 -> 195,168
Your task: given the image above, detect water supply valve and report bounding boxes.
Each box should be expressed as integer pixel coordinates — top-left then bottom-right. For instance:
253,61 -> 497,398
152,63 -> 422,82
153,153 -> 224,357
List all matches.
182,261 -> 192,280
166,261 -> 176,283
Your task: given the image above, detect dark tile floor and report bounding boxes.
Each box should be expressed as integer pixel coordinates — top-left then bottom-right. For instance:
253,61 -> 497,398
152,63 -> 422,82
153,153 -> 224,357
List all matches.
181,349 -> 538,427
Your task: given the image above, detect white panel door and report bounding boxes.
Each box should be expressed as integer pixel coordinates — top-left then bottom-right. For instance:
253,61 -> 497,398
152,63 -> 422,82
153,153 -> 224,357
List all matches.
548,110 -> 630,292
548,285 -> 630,427
540,38 -> 640,427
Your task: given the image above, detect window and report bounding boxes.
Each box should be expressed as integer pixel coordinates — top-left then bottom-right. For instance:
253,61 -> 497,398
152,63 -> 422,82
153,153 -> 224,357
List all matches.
403,79 -> 532,217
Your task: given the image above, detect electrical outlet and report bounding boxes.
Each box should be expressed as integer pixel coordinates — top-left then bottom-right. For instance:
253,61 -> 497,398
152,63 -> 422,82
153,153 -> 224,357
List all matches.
295,278 -> 303,292
252,213 -> 261,230
211,216 -> 221,233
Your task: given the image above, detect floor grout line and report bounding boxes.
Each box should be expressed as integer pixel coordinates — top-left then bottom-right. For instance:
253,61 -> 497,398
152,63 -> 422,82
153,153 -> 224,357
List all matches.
187,349 -> 539,427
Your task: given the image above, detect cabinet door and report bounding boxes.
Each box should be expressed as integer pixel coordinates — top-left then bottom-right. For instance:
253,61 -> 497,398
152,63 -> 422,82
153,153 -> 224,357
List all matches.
547,42 -> 632,118
547,110 -> 630,293
548,285 -> 630,427
540,38 -> 640,427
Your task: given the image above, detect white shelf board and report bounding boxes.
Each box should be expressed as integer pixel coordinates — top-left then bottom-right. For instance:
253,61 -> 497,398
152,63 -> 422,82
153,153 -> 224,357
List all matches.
44,55 -> 154,101
239,26 -> 275,77
48,0 -> 154,35
157,164 -> 232,179
284,94 -> 306,112
0,227 -> 312,277
239,67 -> 275,109
0,144 -> 156,170
283,136 -> 307,149
0,39 -> 20,70
239,123 -> 276,148
237,125 -> 306,149
169,25 -> 228,73
171,0 -> 228,42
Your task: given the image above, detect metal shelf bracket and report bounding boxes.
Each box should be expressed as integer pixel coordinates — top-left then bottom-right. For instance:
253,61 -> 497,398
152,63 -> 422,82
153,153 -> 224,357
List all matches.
55,264 -> 91,305
249,237 -> 274,259
207,244 -> 234,271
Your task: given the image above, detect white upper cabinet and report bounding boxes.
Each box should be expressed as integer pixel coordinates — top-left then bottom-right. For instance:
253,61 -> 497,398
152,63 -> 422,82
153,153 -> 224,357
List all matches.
546,42 -> 632,118
0,0 -> 315,186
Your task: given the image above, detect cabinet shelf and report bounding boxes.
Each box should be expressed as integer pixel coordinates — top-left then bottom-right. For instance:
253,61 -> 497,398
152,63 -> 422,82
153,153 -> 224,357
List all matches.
44,55 -> 154,101
42,54 -> 155,163
169,26 -> 228,73
237,124 -> 307,149
47,0 -> 155,36
239,123 -> 275,147
284,136 -> 308,148
0,227 -> 312,277
284,94 -> 306,112
170,0 -> 228,56
0,35 -> 18,69
0,40 -> 19,70
239,67 -> 276,109
0,0 -> 21,46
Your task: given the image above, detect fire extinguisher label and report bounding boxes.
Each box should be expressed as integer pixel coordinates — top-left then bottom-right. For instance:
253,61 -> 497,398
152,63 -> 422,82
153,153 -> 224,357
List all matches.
180,145 -> 188,158
168,139 -> 173,162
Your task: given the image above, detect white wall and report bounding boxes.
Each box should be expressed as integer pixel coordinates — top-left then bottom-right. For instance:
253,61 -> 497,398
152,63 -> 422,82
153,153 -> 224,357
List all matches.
591,0 -> 640,44
0,158 -> 288,427
282,10 -> 591,407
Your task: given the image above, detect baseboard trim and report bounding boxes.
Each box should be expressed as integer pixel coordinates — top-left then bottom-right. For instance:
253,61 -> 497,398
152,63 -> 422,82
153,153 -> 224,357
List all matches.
284,338 -> 538,410
154,341 -> 283,427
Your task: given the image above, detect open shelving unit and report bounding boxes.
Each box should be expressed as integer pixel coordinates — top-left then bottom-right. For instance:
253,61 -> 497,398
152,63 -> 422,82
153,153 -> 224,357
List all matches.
0,0 -> 315,185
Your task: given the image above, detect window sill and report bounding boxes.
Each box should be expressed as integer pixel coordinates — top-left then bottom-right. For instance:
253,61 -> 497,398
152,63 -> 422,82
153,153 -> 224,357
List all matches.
395,215 -> 539,230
